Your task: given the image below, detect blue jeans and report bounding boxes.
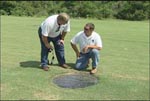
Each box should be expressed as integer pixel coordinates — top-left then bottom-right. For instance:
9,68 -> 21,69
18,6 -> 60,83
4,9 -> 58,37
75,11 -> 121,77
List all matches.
75,49 -> 100,70
38,27 -> 66,67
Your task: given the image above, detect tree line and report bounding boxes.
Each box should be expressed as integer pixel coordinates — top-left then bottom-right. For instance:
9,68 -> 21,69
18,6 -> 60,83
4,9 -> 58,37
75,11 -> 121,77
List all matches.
0,1 -> 149,21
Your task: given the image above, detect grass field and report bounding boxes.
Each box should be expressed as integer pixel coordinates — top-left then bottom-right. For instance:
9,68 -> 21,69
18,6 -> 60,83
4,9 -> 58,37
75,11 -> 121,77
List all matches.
1,15 -> 149,100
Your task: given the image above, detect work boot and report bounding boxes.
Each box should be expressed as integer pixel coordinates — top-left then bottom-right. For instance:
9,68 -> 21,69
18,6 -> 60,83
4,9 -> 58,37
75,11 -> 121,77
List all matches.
60,64 -> 69,69
90,68 -> 97,74
42,66 -> 49,71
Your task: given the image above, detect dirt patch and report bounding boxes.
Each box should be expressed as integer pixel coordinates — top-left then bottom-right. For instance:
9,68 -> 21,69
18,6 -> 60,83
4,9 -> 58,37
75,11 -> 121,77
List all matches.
53,72 -> 99,89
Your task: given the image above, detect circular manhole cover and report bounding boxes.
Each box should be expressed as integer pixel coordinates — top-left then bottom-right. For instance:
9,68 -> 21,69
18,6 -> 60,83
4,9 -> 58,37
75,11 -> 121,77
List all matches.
53,72 -> 99,89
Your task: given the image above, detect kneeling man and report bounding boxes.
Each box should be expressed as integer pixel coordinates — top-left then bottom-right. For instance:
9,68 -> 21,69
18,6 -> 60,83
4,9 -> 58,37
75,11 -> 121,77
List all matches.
70,23 -> 102,74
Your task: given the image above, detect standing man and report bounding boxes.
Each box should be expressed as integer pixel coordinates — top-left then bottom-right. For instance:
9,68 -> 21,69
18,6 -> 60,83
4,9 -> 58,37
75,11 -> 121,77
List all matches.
38,13 -> 70,71
70,23 -> 102,74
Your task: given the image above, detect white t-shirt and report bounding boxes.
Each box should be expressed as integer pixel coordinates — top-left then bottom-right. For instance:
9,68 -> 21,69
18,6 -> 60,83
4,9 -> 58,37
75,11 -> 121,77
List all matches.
71,31 -> 102,53
40,14 -> 70,38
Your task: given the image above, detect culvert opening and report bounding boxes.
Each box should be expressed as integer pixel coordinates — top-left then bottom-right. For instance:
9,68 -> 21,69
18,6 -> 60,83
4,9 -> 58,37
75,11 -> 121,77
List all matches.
53,72 -> 99,89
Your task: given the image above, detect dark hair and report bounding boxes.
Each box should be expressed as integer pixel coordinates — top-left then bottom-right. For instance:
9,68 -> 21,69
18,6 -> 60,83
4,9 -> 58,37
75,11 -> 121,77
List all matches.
85,23 -> 95,30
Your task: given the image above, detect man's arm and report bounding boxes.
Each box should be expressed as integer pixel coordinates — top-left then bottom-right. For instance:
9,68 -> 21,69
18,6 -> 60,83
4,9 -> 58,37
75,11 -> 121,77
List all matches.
70,42 -> 80,58
60,31 -> 67,44
86,45 -> 102,50
60,20 -> 70,44
82,45 -> 102,53
42,35 -> 53,49
61,31 -> 67,40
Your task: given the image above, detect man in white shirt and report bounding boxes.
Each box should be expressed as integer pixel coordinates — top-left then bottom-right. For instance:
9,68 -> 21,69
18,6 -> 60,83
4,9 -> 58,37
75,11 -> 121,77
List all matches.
38,13 -> 70,71
71,23 -> 102,74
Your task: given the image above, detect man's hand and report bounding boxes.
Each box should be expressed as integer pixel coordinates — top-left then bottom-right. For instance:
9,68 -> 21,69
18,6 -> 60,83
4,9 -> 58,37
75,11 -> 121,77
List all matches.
82,45 -> 89,53
59,39 -> 64,45
45,43 -> 53,49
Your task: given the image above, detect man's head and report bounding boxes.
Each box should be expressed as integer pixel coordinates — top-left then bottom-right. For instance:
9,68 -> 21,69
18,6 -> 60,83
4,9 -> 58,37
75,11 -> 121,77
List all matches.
57,13 -> 70,25
84,23 -> 95,37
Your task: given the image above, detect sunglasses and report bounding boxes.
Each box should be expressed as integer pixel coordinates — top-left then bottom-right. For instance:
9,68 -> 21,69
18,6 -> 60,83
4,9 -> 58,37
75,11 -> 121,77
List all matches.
84,27 -> 90,30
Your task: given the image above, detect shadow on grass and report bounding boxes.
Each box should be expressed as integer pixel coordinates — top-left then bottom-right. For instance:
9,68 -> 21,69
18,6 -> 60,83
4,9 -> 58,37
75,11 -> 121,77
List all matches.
20,61 -> 41,69
20,61 -> 90,72
67,63 -> 75,69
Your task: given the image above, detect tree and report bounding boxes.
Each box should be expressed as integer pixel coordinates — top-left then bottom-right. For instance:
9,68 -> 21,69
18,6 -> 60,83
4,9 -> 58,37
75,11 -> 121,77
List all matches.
115,1 -> 149,20
0,1 -> 149,20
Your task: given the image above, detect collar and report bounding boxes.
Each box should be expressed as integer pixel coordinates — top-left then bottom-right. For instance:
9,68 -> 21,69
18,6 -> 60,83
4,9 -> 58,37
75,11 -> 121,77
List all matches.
83,32 -> 93,40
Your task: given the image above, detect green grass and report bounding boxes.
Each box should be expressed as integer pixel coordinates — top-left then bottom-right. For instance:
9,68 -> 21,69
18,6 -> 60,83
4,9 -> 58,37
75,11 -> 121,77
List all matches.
1,15 -> 149,100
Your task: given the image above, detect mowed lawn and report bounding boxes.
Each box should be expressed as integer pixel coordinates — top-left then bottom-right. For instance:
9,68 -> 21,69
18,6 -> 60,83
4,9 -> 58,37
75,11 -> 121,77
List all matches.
1,16 -> 149,100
